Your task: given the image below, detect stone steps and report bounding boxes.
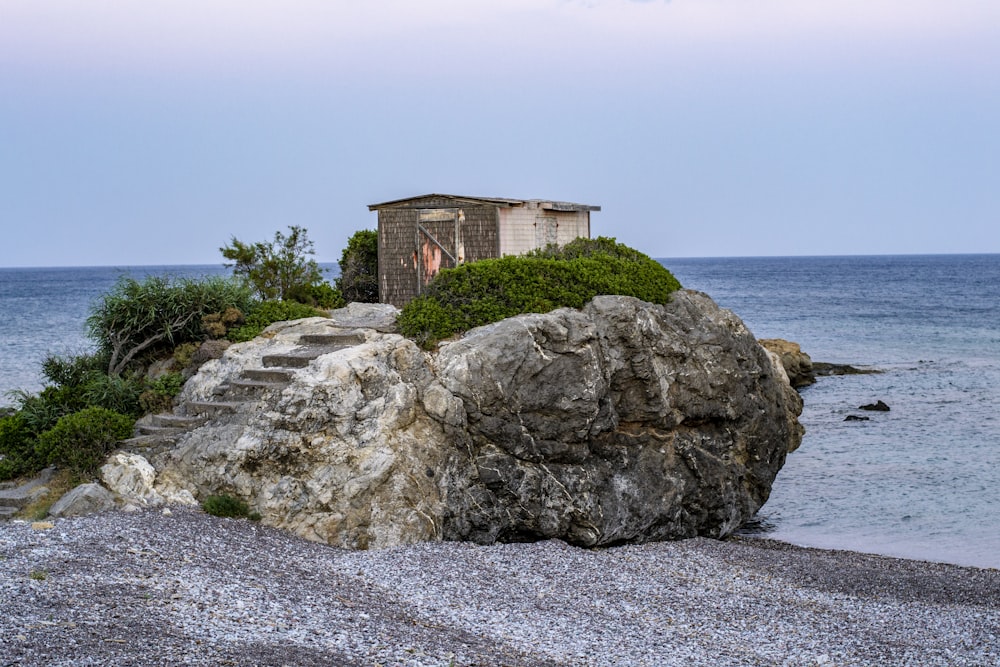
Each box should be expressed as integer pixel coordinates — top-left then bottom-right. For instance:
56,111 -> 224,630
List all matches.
135,424 -> 188,438
243,368 -> 295,383
150,414 -> 207,429
118,329 -> 368,462
183,401 -> 244,417
226,378 -> 287,397
298,333 -> 366,347
120,433 -> 179,451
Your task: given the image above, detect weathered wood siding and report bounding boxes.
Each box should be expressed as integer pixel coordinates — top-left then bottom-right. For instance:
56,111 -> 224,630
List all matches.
377,208 -> 420,308
377,198 -> 500,307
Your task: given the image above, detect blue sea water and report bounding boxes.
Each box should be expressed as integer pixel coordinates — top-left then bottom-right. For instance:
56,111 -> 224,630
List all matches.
1,256 -> 998,569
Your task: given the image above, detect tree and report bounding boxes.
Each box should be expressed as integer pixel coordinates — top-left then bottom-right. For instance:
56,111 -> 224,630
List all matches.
221,226 -> 326,302
336,229 -> 379,303
87,275 -> 253,376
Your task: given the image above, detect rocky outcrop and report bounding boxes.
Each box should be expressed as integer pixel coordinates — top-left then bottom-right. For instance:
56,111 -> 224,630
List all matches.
125,292 -> 802,549
759,339 -> 815,388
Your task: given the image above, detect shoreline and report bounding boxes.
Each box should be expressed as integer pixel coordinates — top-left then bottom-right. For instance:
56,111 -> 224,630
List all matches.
2,507 -> 997,666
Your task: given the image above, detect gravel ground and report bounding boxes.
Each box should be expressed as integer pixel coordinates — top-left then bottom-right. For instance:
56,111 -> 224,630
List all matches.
1,507 -> 997,666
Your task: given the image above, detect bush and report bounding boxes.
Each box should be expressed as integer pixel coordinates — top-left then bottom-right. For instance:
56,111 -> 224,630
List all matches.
201,494 -> 251,518
336,229 -> 379,303
201,307 -> 245,339
285,280 -> 345,309
397,237 -> 681,348
41,352 -> 107,388
0,413 -> 39,481
88,275 -> 254,376
15,357 -> 144,427
12,390 -> 72,436
34,407 -> 134,477
139,372 -> 185,414
227,300 -> 328,343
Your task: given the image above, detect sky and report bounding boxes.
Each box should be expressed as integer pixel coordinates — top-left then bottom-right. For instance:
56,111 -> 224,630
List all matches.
1,0 -> 999,266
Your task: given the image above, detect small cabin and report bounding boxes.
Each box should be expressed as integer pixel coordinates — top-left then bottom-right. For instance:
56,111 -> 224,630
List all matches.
369,193 -> 601,307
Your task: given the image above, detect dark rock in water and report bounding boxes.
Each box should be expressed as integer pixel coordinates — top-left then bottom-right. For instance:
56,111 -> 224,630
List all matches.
759,339 -> 815,388
844,415 -> 870,422
813,362 -> 880,377
860,400 -> 890,412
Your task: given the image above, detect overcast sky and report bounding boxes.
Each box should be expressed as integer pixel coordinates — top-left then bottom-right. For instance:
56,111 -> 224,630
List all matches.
2,0 -> 998,266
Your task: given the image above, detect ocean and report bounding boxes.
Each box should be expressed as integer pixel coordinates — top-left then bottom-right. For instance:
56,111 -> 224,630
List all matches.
1,256 -> 998,569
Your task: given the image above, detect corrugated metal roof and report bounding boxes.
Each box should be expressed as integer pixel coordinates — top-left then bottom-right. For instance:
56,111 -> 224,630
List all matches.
367,193 -> 600,212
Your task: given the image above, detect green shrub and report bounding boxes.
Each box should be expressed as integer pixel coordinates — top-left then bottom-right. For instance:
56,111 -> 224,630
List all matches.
41,353 -> 107,388
20,368 -> 143,423
286,280 -> 345,309
34,407 -> 134,477
88,275 -> 254,376
227,300 -> 328,343
12,390 -> 70,436
171,342 -> 199,368
139,372 -> 185,414
201,494 -> 251,518
398,237 -> 681,348
0,413 -> 39,481
78,373 -> 143,417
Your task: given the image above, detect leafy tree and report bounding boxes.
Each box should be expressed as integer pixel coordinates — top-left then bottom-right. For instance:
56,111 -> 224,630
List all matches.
87,275 -> 254,376
336,229 -> 379,303
221,226 -> 329,302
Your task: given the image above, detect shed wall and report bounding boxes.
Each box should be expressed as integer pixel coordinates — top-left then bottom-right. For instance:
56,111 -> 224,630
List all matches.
498,208 -> 591,256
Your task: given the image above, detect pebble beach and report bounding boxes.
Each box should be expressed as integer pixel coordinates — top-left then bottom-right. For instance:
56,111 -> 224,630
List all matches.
1,507 -> 997,666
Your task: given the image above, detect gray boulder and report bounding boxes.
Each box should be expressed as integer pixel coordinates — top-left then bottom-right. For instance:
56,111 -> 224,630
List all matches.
145,291 -> 802,549
48,483 -> 116,518
438,293 -> 803,545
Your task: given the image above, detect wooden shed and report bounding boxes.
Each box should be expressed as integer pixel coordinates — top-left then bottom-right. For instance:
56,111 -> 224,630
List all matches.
368,193 -> 601,307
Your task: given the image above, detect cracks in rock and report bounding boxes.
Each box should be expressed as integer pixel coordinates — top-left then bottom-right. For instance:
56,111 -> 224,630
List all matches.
538,463 -> 574,504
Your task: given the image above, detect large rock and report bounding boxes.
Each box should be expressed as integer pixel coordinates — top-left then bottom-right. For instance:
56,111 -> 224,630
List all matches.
102,452 -> 197,508
48,483 -> 116,518
148,292 -> 803,549
439,294 -> 803,544
759,338 -> 815,388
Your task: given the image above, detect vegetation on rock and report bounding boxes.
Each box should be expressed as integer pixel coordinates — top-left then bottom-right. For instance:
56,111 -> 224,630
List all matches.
397,237 -> 681,348
88,275 -> 254,376
201,494 -> 255,519
139,372 -> 186,414
226,300 -> 328,343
